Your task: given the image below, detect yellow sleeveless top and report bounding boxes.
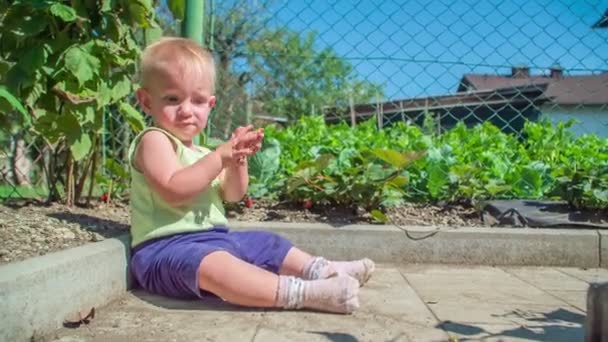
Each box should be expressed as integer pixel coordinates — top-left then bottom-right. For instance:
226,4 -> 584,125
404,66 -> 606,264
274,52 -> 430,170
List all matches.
128,127 -> 228,247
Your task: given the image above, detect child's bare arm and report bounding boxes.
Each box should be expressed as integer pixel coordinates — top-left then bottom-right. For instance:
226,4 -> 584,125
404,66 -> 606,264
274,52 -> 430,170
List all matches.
135,130 -> 248,207
219,126 -> 263,202
219,160 -> 249,202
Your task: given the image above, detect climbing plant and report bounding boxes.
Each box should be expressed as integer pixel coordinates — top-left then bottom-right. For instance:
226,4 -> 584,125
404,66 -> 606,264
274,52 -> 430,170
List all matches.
0,0 -> 160,205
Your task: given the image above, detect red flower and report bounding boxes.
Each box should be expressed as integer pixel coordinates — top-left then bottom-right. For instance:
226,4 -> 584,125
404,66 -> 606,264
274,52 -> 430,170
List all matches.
244,198 -> 254,208
303,200 -> 313,209
100,193 -> 109,203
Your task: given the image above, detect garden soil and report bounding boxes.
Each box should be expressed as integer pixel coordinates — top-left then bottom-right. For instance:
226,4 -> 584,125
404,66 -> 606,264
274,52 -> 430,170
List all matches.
0,199 -> 481,265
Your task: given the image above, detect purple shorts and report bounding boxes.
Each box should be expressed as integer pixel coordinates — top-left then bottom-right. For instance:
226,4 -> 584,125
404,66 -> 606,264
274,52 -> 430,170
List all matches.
130,226 -> 293,299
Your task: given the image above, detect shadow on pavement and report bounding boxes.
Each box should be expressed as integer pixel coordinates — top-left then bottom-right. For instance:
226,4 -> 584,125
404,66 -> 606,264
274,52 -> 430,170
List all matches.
130,289 -> 265,313
308,331 -> 359,342
437,307 -> 585,341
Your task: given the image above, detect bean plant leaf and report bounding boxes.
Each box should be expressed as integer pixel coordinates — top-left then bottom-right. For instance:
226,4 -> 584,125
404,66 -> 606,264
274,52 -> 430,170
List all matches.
111,76 -> 132,101
126,0 -> 154,27
101,0 -> 114,12
70,132 -> 92,161
0,86 -> 28,117
119,101 -> 146,133
168,0 -> 186,20
49,3 -> 77,22
64,46 -> 100,86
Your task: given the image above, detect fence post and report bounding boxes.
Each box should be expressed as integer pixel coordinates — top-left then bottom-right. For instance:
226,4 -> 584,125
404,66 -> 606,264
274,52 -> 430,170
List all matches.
182,0 -> 205,144
376,92 -> 383,129
349,92 -> 356,127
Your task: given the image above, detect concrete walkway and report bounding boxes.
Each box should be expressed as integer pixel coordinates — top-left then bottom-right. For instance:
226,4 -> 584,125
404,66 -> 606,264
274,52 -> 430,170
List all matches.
49,264 -> 607,342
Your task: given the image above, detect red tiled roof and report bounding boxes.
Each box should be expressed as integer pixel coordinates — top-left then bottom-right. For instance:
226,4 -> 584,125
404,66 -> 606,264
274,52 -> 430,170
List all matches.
460,73 -> 608,105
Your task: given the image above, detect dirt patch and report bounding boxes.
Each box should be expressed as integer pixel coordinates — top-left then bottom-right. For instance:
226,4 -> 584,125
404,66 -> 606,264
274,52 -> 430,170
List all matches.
0,199 -> 482,265
0,200 -> 130,265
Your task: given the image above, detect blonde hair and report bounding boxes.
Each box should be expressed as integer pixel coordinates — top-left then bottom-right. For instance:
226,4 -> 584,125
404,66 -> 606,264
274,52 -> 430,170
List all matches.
139,37 -> 215,91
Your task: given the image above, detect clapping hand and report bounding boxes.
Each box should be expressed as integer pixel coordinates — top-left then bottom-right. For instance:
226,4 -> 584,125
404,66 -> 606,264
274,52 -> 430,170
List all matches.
216,125 -> 264,167
232,125 -> 264,156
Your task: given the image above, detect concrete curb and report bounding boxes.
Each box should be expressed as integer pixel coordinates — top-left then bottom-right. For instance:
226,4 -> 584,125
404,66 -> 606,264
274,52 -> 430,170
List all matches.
230,222 -> 603,268
0,222 -> 604,341
0,235 -> 131,342
601,231 -> 607,269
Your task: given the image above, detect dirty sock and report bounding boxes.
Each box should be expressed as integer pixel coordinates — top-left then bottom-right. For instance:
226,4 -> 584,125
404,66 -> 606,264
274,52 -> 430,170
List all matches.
276,275 -> 359,314
303,257 -> 375,286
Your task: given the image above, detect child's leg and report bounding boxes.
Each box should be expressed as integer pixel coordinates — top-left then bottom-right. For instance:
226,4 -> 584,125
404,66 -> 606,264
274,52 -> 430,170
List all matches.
197,251 -> 359,313
197,250 -> 278,307
278,246 -> 314,276
278,247 -> 375,286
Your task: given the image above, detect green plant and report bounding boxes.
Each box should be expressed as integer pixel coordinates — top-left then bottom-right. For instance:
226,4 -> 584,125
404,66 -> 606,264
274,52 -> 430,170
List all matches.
256,116 -> 608,211
0,0 -> 158,205
247,137 -> 282,199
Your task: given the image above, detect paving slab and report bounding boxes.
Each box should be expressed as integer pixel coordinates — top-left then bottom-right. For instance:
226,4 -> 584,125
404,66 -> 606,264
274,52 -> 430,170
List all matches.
502,267 -> 592,311
439,321 -> 584,342
255,267 -> 448,342
401,264 -> 586,340
254,313 -> 448,342
503,267 -> 590,291
50,291 -> 265,342
555,267 -> 608,284
550,290 -> 587,311
48,264 -> 598,342
401,265 -> 565,306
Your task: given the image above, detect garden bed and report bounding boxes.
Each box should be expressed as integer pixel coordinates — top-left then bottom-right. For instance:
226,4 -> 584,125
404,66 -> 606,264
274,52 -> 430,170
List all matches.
0,199 -> 481,265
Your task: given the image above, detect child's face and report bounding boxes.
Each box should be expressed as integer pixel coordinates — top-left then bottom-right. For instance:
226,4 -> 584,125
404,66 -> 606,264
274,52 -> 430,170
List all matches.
137,66 -> 216,146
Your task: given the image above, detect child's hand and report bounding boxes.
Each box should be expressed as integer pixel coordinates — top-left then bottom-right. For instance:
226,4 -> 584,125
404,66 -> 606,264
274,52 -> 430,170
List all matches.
232,125 -> 264,155
216,126 -> 264,167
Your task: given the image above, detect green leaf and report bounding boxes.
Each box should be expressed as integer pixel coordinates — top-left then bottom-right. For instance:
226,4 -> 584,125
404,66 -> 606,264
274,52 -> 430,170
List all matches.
118,101 -> 146,133
388,175 -> 409,188
372,149 -> 412,168
97,81 -> 112,108
0,60 -> 10,80
106,14 -> 126,41
287,177 -> 307,194
249,138 -> 281,183
70,132 -> 92,161
111,76 -> 131,101
0,86 -> 30,125
49,3 -> 77,22
64,46 -> 100,86
370,209 -> 388,223
314,154 -> 334,171
5,8 -> 48,36
101,0 -> 114,12
593,189 -> 608,203
126,0 -> 154,27
426,161 -> 449,199
144,26 -> 163,45
168,0 -> 186,20
19,45 -> 49,73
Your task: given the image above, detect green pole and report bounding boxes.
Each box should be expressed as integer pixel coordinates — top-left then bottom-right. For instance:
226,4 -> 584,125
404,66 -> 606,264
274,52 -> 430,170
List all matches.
182,0 -> 205,45
182,0 -> 205,144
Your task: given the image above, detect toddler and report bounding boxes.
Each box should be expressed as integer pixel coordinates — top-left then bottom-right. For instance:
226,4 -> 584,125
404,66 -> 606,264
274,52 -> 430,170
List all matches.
128,37 -> 374,314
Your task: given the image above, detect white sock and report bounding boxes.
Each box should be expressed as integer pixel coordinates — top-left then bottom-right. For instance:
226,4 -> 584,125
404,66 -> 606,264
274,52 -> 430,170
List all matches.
276,275 -> 359,314
303,257 -> 375,286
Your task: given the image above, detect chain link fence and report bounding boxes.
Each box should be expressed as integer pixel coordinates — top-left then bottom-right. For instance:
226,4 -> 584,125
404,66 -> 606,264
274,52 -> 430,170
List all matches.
1,0 -> 607,201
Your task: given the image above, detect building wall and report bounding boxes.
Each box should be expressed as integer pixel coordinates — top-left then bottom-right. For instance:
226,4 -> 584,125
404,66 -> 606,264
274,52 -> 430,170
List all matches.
541,105 -> 608,138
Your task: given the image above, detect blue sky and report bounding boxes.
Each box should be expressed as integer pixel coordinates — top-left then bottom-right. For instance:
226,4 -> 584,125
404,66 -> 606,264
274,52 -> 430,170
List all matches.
266,0 -> 608,99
